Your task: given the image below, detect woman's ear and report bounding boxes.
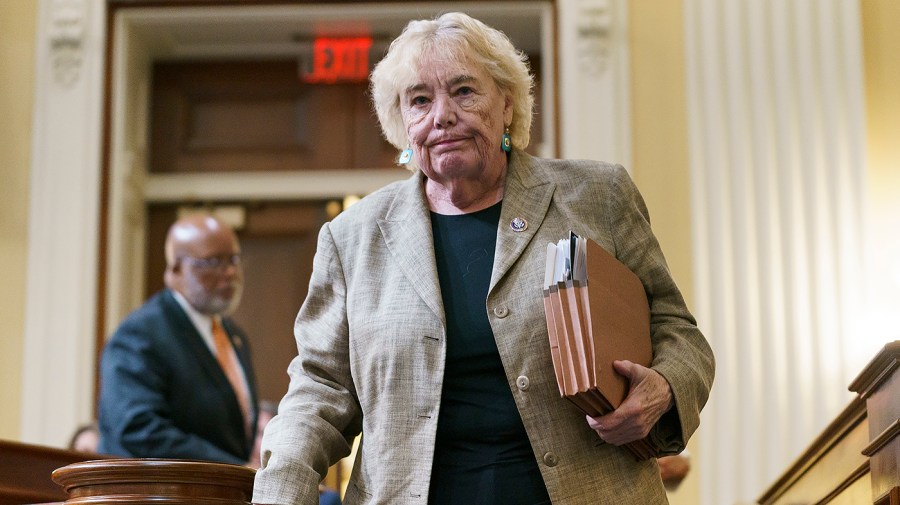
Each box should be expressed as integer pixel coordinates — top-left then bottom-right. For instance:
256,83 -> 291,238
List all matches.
504,93 -> 514,127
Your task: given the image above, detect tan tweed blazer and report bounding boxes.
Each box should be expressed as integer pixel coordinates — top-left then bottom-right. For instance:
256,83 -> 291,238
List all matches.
253,150 -> 715,505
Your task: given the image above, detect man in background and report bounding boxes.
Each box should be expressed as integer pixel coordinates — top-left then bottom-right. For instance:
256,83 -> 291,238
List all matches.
98,213 -> 258,465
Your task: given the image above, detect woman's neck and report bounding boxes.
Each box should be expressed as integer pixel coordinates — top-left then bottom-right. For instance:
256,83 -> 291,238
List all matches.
425,170 -> 506,215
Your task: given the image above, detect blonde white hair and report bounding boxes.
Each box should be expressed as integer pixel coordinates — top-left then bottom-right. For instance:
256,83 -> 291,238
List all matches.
370,12 -> 534,167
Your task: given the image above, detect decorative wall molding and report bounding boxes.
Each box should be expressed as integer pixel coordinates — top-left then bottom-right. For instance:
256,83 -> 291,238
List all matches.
574,0 -> 612,76
683,1 -> 871,503
143,170 -> 411,203
48,0 -> 86,87
21,0 -> 106,446
557,0 -> 631,168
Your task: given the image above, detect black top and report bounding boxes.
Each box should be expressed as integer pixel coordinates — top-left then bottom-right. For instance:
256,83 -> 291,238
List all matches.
428,202 -> 551,505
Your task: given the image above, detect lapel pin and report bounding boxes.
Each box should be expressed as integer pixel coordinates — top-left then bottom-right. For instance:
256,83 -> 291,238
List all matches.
510,217 -> 528,232
232,337 -> 243,348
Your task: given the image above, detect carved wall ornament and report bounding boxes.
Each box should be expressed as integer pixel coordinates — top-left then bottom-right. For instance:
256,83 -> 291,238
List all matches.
575,0 -> 612,75
49,0 -> 85,87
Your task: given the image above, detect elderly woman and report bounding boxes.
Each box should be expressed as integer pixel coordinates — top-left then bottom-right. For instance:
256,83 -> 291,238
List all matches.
253,12 -> 714,505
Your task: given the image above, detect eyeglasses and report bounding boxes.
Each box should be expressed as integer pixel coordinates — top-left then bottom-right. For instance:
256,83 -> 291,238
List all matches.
181,254 -> 241,271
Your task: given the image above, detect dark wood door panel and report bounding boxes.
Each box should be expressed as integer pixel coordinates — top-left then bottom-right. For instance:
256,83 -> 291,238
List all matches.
151,60 -> 398,173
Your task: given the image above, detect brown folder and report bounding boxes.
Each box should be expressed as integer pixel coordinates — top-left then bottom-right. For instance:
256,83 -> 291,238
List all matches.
542,288 -> 565,396
542,236 -> 656,460
580,239 -> 651,409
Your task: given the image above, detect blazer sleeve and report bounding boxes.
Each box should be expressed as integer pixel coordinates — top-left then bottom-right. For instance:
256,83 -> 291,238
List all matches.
604,165 -> 715,454
98,314 -> 247,465
253,223 -> 362,505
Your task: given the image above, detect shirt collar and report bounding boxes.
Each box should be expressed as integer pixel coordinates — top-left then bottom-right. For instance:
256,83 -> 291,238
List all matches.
170,289 -> 216,354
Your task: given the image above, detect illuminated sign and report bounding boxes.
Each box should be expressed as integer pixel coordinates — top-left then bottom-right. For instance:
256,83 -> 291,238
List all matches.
300,37 -> 373,83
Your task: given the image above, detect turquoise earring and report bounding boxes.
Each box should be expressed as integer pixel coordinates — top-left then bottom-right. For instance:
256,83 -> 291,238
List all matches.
501,127 -> 511,152
399,145 -> 413,164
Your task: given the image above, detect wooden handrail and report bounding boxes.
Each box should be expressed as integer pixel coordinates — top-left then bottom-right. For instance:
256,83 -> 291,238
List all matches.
758,341 -> 900,505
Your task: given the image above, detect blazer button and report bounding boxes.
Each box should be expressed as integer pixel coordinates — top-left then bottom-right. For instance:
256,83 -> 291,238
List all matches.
516,375 -> 530,391
493,306 -> 509,318
542,451 -> 559,467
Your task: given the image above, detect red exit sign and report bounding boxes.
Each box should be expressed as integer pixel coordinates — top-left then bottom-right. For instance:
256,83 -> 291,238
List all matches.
301,37 -> 373,83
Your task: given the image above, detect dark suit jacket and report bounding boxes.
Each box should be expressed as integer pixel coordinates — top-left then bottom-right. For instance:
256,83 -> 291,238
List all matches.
98,289 -> 258,464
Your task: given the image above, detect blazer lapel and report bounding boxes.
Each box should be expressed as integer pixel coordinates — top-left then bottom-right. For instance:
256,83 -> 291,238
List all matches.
491,151 -> 555,293
377,172 -> 445,324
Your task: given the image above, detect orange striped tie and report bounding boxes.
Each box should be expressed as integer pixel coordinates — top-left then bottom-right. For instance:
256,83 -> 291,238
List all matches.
212,317 -> 252,441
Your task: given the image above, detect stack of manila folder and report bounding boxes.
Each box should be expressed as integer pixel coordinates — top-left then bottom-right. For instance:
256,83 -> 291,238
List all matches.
542,233 -> 657,460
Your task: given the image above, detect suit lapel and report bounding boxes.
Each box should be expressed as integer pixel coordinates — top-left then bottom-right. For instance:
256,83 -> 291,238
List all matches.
491,151 -> 555,293
224,319 -> 258,446
224,320 -> 258,416
163,290 -> 247,433
162,290 -> 223,382
377,172 -> 445,324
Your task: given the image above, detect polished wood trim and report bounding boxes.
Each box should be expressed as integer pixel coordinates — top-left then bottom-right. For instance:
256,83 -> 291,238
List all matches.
52,459 -> 255,504
96,0 -> 117,419
864,418 -> 900,457
875,486 -> 900,505
760,342 -> 900,504
812,461 -> 870,505
849,341 -> 900,398
0,440 -> 110,505
757,396 -> 868,504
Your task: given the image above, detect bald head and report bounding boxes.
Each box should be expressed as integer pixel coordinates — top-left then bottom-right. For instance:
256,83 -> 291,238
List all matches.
164,214 -> 243,315
165,214 -> 234,267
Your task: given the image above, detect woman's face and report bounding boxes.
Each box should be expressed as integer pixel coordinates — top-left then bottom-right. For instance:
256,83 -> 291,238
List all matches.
399,53 -> 513,188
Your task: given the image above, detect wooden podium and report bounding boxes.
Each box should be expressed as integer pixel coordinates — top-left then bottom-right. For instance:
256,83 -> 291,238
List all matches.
759,341 -> 900,505
51,459 -> 255,504
0,440 -> 255,505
